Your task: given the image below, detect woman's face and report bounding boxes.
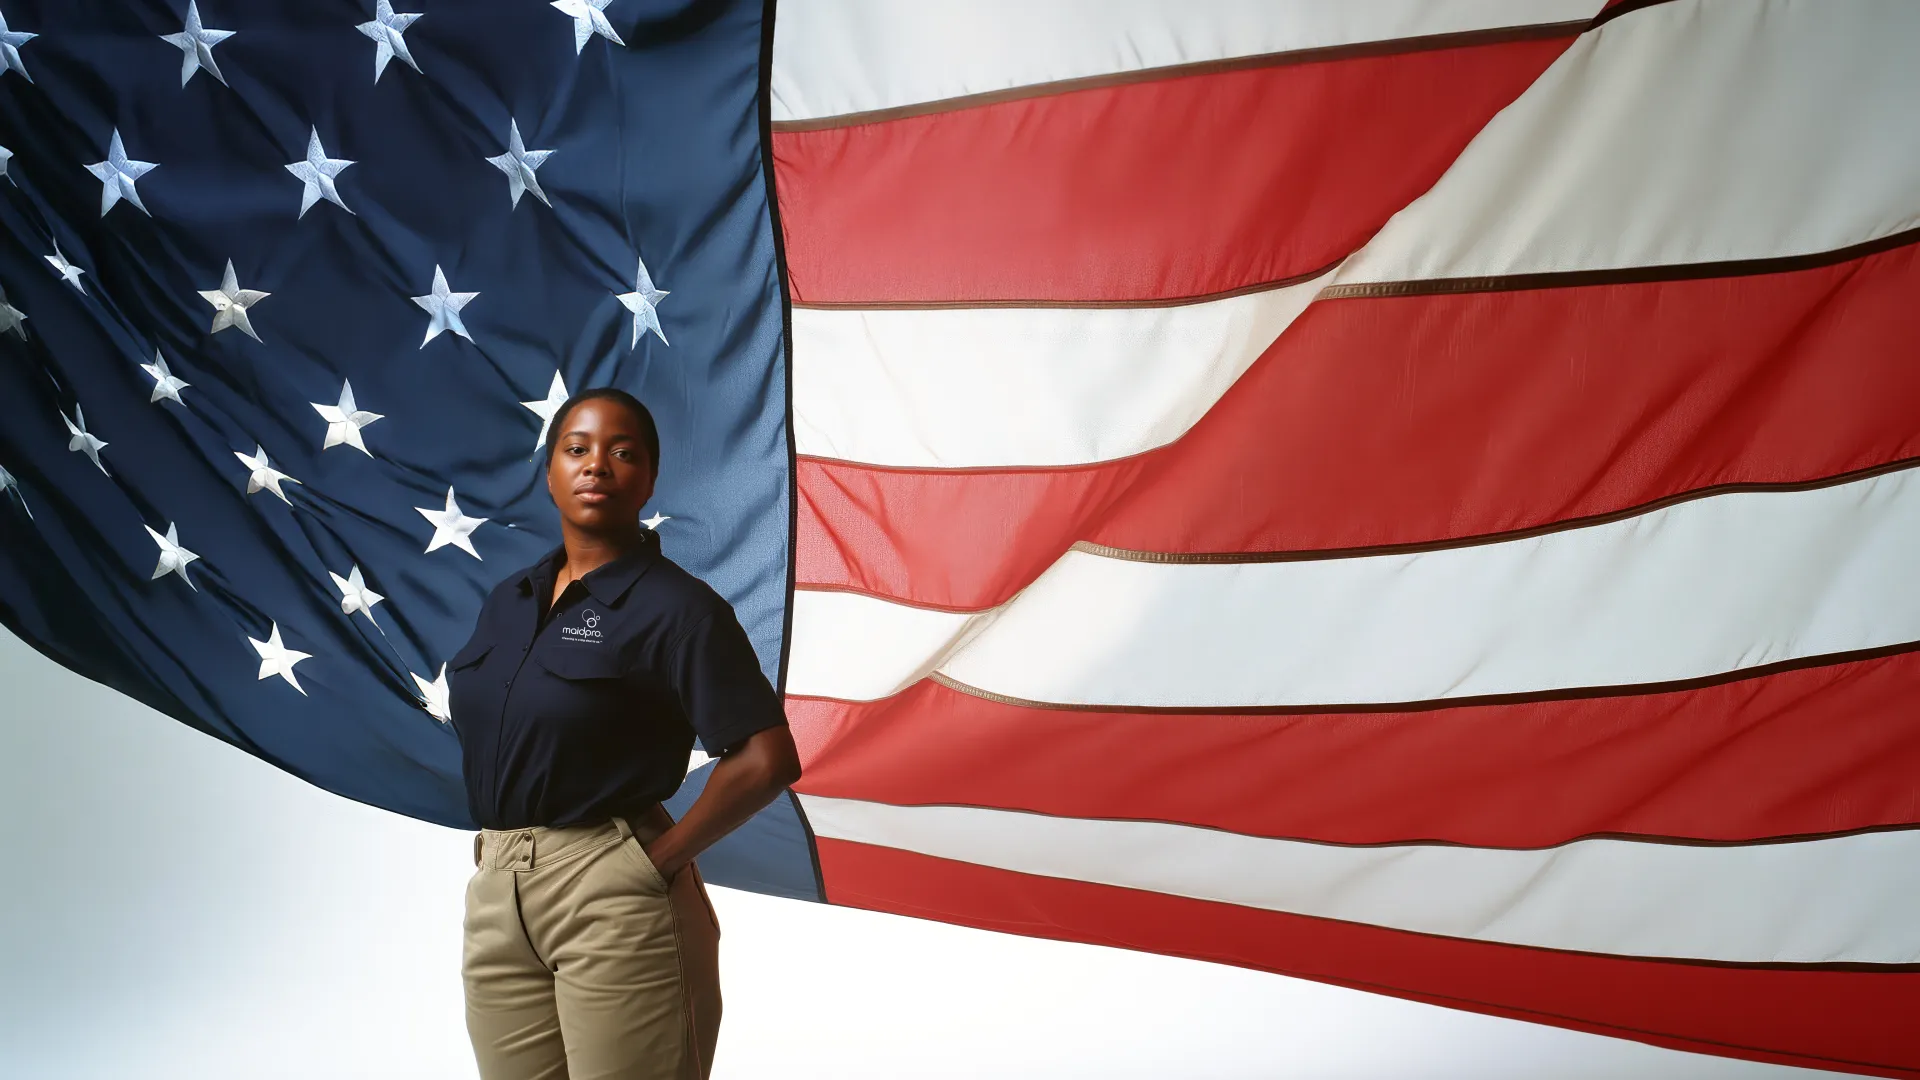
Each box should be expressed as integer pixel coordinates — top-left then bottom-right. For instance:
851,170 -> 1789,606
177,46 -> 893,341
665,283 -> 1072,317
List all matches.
545,398 -> 656,535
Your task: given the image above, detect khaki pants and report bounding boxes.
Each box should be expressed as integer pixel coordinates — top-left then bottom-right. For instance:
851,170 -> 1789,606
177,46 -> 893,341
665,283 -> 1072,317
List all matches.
463,805 -> 721,1080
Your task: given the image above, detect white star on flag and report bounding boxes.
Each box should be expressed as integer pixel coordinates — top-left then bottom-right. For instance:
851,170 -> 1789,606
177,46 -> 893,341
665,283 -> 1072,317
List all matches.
312,379 -> 382,454
616,255 -> 669,347
61,403 -> 109,475
142,350 -> 191,405
413,664 -> 451,723
486,118 -> 555,210
85,129 -> 157,218
160,1 -> 235,88
249,621 -> 312,695
521,370 -> 570,452
234,444 -> 301,503
357,0 -> 423,82
329,564 -> 385,619
0,292 -> 23,339
199,259 -> 270,341
0,14 -> 36,82
0,465 -> 30,519
44,243 -> 85,294
285,128 -> 356,217
417,486 -> 487,558
552,0 -> 623,53
144,521 -> 200,589
642,512 -> 669,530
411,265 -> 478,347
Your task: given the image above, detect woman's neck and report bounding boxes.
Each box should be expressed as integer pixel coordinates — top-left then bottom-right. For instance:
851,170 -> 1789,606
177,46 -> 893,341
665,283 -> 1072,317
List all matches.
558,524 -> 644,579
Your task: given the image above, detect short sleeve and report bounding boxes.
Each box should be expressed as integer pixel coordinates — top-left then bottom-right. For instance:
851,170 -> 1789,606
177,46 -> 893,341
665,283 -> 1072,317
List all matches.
665,606 -> 787,756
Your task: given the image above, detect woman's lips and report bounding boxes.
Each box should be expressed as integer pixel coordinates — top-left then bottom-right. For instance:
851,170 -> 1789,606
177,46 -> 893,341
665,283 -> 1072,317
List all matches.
576,490 -> 611,505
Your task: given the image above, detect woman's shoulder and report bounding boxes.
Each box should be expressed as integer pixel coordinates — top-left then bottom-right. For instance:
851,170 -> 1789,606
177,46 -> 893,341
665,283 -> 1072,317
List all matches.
637,551 -> 736,622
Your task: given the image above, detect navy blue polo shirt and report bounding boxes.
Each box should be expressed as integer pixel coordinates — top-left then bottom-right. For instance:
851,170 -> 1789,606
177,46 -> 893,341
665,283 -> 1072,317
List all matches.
445,529 -> 787,830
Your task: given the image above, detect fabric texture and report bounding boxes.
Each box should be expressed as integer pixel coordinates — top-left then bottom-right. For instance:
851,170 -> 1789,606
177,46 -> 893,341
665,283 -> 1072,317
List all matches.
464,804 -> 721,1080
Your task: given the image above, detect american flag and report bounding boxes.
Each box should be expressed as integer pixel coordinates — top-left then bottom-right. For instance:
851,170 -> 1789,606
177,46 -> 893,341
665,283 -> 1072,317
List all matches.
4,1 -> 1919,1074
0,0 -> 807,893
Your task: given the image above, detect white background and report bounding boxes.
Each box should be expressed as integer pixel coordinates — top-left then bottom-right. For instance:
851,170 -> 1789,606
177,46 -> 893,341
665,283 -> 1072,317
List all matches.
0,628 -> 1838,1079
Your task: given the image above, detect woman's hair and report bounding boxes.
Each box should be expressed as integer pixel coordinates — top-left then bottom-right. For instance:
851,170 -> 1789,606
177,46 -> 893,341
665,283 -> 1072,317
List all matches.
540,387 -> 661,479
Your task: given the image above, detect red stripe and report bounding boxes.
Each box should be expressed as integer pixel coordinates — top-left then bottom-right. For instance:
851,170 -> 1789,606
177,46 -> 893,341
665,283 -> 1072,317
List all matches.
797,243 -> 1920,609
787,647 -> 1920,848
773,37 -> 1572,305
817,841 -> 1920,1077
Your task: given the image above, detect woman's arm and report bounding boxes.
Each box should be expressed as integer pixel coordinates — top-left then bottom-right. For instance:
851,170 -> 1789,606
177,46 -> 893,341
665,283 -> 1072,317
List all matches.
642,724 -> 802,880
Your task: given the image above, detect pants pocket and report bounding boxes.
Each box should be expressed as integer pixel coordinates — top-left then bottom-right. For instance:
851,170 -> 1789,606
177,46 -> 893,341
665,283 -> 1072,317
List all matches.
620,832 -> 672,894
687,862 -> 721,940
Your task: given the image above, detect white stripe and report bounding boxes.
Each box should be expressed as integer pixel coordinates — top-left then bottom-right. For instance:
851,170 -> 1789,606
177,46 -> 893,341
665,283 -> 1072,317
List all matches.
771,0 -> 1601,123
800,794 -> 1920,964
793,283 -> 1319,469
787,589 -> 981,704
786,468 -> 1920,705
1340,0 -> 1920,284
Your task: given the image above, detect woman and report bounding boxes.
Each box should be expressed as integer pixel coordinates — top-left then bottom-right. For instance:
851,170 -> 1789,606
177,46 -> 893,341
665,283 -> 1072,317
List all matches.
445,386 -> 802,1080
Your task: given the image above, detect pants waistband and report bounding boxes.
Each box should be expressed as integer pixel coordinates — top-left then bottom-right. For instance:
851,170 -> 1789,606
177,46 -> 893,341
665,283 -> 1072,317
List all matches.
473,804 -> 673,871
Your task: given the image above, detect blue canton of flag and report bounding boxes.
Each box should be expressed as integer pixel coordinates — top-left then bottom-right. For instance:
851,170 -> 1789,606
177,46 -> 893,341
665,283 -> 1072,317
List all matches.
0,0 -> 815,899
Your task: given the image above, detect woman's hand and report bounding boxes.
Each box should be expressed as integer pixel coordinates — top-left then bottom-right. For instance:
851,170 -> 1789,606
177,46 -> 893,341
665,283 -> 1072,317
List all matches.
641,725 -> 802,880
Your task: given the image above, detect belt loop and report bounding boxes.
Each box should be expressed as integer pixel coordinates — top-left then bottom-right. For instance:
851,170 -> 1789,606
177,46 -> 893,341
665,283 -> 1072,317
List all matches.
472,832 -> 483,867
611,814 -> 634,843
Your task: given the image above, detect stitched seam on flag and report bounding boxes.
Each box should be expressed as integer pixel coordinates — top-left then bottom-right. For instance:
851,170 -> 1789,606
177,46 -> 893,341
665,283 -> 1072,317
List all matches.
760,0 -> 830,904
1588,0 -> 1692,32
770,21 -> 1592,133
785,227 -> 1920,312
781,638 -> 1920,711
793,582 -> 996,616
1071,456 -> 1920,565
761,0 -> 802,702
843,897 -> 1920,1074
819,861 -> 1920,986
798,795 -> 1920,853
1323,225 -> 1920,300
903,640 -> 1920,716
789,259 -> 1343,311
787,457 -> 1920,596
795,451 -> 1144,477
836,889 -> 1920,1076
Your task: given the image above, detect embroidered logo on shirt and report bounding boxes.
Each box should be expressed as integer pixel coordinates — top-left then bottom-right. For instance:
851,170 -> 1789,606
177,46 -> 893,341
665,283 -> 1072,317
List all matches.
561,608 -> 605,642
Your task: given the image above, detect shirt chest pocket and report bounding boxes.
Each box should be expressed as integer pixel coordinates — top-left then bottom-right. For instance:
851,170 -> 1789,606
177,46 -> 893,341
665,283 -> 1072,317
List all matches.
529,648 -> 632,720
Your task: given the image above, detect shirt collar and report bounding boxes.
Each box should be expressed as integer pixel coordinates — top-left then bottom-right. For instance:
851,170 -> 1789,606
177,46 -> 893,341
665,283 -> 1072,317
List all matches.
517,530 -> 662,606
